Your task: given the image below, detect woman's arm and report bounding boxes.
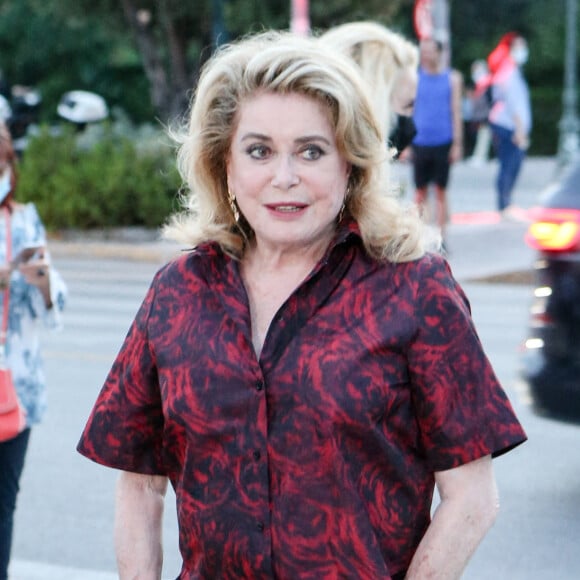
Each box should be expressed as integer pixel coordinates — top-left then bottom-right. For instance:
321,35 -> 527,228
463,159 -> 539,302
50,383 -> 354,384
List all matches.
450,69 -> 464,162
505,74 -> 531,150
405,455 -> 499,579
19,251 -> 67,329
18,252 -> 52,308
115,471 -> 168,580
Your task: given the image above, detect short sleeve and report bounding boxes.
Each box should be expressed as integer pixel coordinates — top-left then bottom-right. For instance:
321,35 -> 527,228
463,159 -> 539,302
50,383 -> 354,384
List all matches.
407,253 -> 527,471
77,275 -> 166,475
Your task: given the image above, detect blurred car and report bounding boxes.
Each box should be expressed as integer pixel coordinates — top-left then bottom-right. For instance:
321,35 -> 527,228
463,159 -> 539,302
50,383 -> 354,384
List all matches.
521,156 -> 580,422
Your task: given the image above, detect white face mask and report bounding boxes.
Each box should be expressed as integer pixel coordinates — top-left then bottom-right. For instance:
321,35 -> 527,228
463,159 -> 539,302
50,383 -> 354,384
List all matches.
511,45 -> 529,66
0,169 -> 11,204
471,66 -> 487,84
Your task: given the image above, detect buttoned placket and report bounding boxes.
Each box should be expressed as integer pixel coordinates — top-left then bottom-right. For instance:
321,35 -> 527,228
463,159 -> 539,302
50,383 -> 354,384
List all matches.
235,270 -> 274,570
251,370 -> 275,574
219,234 -> 355,575
214,255 -> 276,574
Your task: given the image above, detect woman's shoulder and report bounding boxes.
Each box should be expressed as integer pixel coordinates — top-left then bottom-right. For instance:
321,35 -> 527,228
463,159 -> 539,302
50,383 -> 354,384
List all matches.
393,250 -> 448,272
12,201 -> 37,211
12,201 -> 40,221
389,251 -> 454,288
153,242 -> 228,285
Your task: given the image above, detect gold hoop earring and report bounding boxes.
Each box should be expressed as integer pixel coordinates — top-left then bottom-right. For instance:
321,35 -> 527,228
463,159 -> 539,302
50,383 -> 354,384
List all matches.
227,190 -> 240,223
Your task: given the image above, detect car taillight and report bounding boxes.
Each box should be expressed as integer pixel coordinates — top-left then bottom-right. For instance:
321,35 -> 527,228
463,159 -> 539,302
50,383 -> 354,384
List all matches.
525,208 -> 580,252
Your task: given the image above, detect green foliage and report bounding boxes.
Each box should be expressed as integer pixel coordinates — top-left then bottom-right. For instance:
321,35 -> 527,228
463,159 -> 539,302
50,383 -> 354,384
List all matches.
530,87 -> 564,156
16,125 -> 181,231
0,0 -> 154,124
310,0 -> 407,31
0,0 -> 576,156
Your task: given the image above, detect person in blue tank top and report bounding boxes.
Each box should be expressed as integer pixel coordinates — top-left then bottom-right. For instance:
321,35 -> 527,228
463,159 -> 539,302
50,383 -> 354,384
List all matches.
411,38 -> 463,251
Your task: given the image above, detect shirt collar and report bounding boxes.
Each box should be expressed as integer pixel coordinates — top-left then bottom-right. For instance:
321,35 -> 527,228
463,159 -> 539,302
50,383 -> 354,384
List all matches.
327,216 -> 362,251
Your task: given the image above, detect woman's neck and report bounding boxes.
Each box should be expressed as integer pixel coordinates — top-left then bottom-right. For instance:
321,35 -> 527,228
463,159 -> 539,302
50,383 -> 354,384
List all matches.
243,234 -> 332,274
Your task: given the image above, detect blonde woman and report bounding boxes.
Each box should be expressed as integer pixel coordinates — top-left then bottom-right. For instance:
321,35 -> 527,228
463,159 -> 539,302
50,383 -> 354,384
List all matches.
320,21 -> 419,156
78,31 -> 525,580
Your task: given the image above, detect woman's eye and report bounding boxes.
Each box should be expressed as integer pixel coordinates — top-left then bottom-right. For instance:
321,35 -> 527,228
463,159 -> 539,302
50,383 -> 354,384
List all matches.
247,144 -> 270,159
301,145 -> 324,160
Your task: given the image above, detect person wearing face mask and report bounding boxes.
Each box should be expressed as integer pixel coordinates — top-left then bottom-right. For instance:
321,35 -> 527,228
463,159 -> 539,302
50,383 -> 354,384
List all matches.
487,32 -> 532,217
466,59 -> 493,166
0,123 -> 67,579
319,22 -> 419,162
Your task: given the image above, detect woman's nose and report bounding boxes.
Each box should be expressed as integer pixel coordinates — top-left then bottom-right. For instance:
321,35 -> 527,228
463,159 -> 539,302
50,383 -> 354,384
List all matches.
271,155 -> 299,189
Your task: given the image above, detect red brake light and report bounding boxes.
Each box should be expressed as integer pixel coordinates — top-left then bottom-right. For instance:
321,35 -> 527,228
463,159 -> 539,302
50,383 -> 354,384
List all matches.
525,208 -> 580,251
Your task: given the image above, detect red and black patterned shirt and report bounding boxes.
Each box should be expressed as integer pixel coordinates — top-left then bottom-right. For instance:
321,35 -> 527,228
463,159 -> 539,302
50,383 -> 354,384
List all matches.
77,220 -> 526,579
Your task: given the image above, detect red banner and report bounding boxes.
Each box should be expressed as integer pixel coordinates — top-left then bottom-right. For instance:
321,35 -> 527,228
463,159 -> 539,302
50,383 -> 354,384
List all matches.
413,0 -> 433,40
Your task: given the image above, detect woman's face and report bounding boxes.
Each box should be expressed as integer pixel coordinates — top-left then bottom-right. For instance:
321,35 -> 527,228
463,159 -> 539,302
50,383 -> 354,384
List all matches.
226,91 -> 350,254
510,37 -> 529,66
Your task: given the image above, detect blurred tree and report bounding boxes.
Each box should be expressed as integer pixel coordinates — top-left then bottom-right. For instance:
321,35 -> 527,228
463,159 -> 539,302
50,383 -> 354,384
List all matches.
37,0 -> 408,123
0,0 -> 154,123
0,0 -> 574,154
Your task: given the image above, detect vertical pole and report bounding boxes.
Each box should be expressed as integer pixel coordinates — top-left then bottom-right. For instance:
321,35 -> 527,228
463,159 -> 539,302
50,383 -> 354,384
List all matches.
432,0 -> 450,66
558,0 -> 579,165
291,0 -> 310,37
212,0 -> 228,47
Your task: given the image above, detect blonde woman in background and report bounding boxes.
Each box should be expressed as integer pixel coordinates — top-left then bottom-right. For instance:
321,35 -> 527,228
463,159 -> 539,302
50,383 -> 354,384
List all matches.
319,21 -> 419,159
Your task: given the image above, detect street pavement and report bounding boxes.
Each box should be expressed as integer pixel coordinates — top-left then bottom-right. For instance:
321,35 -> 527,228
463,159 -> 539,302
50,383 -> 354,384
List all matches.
394,155 -> 560,281
9,156 -> 567,579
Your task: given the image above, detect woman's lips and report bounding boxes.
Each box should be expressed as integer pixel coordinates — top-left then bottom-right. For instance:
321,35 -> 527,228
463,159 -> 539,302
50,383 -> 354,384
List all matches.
265,203 -> 308,213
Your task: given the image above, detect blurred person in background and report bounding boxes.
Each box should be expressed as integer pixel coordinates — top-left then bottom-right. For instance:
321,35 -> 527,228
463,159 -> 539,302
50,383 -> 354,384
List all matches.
0,124 -> 67,579
6,86 -> 42,159
411,38 -> 463,251
466,59 -> 493,166
487,33 -> 532,218
319,21 -> 419,162
77,31 -> 526,579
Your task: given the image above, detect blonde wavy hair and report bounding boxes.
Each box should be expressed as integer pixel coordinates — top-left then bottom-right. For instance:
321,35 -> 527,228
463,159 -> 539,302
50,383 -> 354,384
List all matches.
164,31 -> 424,263
319,21 -> 419,139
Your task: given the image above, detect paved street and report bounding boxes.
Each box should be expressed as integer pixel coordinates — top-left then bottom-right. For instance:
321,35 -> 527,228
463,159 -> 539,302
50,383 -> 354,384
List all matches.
458,282 -> 580,579
8,157 -> 580,579
11,258 -> 182,579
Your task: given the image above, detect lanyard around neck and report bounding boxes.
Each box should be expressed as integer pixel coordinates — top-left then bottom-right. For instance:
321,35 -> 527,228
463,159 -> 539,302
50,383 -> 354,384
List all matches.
1,207 -> 10,353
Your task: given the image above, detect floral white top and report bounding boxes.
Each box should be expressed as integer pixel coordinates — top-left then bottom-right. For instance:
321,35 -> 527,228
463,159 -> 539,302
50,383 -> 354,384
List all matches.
0,203 -> 67,426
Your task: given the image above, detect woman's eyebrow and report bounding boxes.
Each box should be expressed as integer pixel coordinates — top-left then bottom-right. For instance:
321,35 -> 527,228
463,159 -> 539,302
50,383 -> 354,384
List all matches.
240,132 -> 271,142
295,135 -> 332,145
240,132 -> 331,145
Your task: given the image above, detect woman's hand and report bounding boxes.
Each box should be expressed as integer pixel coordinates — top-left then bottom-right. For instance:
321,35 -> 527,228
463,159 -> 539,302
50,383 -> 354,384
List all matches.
19,258 -> 49,288
512,130 -> 530,151
0,264 -> 10,291
18,250 -> 53,308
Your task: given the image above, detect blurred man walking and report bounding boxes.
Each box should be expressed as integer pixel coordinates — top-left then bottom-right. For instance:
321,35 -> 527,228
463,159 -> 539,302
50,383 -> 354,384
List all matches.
411,38 -> 463,250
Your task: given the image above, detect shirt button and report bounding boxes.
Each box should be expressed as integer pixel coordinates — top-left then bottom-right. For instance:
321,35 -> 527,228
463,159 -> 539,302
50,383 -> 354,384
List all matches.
255,380 -> 264,392
257,521 -> 265,532
253,450 -> 261,461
